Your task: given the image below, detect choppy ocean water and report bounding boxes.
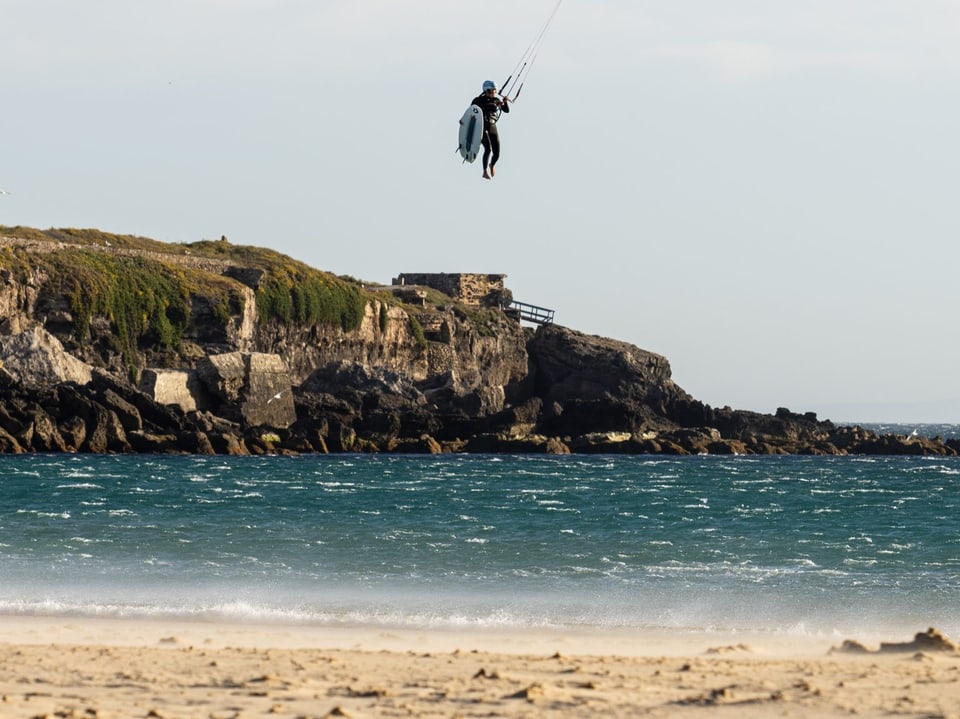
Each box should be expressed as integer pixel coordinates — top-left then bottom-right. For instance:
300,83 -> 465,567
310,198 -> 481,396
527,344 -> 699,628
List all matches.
2,431 -> 959,640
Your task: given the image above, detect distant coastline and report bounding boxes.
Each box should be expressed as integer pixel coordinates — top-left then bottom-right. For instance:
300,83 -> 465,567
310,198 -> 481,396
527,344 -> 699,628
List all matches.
850,423 -> 960,440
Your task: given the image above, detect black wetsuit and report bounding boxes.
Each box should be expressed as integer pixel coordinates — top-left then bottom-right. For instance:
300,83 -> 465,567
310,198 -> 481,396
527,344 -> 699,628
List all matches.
471,94 -> 510,170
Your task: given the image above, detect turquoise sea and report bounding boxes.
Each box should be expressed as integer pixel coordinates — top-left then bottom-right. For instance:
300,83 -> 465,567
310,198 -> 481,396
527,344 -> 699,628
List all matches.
2,426 -> 959,640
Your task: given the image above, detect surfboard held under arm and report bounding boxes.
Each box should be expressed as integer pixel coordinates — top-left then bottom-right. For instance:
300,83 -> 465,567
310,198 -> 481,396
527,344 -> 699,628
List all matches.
458,105 -> 483,163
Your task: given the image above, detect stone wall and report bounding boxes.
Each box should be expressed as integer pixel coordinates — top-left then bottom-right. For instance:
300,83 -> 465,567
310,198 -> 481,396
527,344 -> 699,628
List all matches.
392,273 -> 508,308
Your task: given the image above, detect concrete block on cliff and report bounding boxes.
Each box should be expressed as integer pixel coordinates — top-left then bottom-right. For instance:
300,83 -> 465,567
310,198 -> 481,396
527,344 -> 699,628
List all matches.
242,353 -> 295,429
196,352 -> 296,429
139,368 -> 206,413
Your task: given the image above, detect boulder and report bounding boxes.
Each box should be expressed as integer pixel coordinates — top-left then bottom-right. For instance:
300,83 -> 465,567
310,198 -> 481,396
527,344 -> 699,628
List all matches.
91,370 -> 186,433
81,405 -> 111,453
197,352 -> 247,406
0,401 -> 25,436
327,422 -> 357,452
58,415 -> 86,451
0,326 -> 93,387
528,324 -> 674,405
302,361 -> 425,402
487,397 -> 543,438
127,430 -> 181,453
544,437 -> 571,455
391,434 -> 444,454
25,406 -> 69,452
0,426 -> 23,453
102,407 -> 132,453
207,432 -> 250,455
182,431 -> 216,455
464,433 -> 571,454
568,431 -> 637,454
102,389 -> 143,433
707,439 -> 750,455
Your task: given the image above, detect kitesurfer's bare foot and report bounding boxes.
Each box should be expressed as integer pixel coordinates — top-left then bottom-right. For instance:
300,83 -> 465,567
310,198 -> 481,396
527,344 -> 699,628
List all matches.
490,166 -> 496,177
483,169 -> 491,179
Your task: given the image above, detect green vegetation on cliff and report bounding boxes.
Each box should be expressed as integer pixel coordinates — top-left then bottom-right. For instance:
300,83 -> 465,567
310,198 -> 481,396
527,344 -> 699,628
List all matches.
0,243 -> 244,372
256,266 -> 366,331
0,227 -> 369,335
378,302 -> 389,333
56,251 -> 192,350
184,239 -> 368,330
408,316 -> 427,349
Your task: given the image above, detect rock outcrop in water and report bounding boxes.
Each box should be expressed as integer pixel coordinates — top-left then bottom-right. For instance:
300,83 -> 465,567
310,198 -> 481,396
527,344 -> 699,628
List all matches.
0,227 -> 956,456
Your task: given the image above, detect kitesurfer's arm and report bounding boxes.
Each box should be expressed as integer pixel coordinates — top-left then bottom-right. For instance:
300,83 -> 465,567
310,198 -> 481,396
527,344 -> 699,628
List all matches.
500,98 -> 510,114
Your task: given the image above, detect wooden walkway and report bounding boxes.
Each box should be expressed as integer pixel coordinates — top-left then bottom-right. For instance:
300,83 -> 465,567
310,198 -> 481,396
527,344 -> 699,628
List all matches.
507,300 -> 555,325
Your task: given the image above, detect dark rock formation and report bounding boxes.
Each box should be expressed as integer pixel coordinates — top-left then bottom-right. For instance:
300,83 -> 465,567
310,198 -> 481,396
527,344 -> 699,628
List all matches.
0,228 -> 955,456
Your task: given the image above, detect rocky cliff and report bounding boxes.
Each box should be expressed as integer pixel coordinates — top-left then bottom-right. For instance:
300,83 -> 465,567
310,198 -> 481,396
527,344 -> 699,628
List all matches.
0,227 -> 955,456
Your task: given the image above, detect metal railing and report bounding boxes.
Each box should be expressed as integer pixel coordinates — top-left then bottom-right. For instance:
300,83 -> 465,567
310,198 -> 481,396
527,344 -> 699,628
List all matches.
507,300 -> 555,325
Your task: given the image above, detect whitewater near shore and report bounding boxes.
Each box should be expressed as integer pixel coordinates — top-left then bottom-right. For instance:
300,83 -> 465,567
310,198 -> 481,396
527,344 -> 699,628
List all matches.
5,454 -> 960,716
2,616 -> 960,719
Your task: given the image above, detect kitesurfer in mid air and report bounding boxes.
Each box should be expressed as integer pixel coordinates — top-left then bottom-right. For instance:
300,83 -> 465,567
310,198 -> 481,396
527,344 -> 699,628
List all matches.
471,80 -> 510,179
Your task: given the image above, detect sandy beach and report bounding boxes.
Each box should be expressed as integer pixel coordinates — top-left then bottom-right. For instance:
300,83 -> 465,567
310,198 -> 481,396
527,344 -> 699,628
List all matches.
1,617 -> 959,719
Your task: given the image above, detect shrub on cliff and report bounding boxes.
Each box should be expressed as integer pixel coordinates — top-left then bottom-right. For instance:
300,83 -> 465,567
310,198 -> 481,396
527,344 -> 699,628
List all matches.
257,269 -> 366,331
379,302 -> 389,333
185,238 -> 368,332
409,316 -> 427,348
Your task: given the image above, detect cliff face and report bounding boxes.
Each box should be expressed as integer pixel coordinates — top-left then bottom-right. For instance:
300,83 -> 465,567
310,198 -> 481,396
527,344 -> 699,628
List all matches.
0,233 -> 528,412
526,325 -> 685,434
252,300 -> 529,403
0,228 -> 956,457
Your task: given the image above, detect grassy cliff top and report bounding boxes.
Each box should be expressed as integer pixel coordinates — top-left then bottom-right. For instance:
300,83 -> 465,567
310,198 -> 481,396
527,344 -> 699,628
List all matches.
1,225 -> 327,270
0,227 -> 389,369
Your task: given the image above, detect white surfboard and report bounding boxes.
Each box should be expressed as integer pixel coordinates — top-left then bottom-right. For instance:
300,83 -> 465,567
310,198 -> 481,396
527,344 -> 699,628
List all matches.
458,105 -> 484,163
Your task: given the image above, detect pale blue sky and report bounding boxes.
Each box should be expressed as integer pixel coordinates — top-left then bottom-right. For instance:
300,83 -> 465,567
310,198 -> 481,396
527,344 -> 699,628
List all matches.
3,1 -> 959,422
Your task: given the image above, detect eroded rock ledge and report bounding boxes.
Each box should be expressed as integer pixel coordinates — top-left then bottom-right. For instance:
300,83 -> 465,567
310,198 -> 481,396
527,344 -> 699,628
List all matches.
0,324 -> 954,457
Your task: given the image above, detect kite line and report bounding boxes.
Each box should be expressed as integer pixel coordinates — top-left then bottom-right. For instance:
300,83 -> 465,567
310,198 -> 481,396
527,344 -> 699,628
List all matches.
499,0 -> 564,102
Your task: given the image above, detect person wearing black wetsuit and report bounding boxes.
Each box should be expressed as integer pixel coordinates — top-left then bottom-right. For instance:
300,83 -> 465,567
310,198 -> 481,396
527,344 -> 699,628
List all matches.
471,80 -> 510,179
